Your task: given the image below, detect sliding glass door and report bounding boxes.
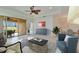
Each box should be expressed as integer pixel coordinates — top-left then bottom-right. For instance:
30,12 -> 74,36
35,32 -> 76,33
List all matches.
0,16 -> 27,38
0,16 -> 7,38
6,17 -> 19,37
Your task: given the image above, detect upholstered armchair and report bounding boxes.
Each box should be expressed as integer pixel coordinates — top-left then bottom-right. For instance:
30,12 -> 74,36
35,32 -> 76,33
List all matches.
56,33 -> 78,53
0,33 -> 7,46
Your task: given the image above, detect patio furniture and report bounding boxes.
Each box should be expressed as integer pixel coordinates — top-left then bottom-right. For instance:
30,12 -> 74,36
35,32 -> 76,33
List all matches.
0,33 -> 7,46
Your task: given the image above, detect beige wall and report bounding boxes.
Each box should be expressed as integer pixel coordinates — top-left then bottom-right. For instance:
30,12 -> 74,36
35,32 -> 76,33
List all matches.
28,16 -> 53,34
53,14 -> 69,32
68,7 -> 79,32
18,19 -> 26,36
53,6 -> 79,32
53,7 -> 79,32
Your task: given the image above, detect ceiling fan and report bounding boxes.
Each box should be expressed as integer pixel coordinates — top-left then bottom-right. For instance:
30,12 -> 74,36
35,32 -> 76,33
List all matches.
25,6 -> 41,15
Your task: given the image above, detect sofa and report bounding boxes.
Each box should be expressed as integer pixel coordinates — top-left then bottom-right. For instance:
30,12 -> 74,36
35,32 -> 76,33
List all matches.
56,33 -> 78,53
36,28 -> 48,35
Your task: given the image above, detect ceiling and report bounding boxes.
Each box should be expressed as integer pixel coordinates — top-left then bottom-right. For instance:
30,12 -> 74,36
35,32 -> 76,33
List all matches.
0,6 -> 69,19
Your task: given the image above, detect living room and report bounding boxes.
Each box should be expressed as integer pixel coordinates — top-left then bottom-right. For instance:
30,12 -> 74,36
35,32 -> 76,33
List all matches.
0,6 -> 79,53
55,6 -> 79,53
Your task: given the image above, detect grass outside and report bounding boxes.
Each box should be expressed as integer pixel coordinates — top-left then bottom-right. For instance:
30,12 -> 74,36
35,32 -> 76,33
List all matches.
7,27 -> 18,32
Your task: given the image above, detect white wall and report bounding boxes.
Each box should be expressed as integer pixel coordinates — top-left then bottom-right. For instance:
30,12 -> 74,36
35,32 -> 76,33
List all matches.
68,6 -> 79,32
27,16 -> 53,34
0,8 -> 27,19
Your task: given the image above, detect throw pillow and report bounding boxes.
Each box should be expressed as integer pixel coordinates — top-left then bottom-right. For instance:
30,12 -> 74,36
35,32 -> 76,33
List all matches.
64,35 -> 71,43
64,35 -> 76,46
58,33 -> 66,41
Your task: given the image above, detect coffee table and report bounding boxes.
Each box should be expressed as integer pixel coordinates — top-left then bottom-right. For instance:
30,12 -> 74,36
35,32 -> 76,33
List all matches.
28,38 -> 48,53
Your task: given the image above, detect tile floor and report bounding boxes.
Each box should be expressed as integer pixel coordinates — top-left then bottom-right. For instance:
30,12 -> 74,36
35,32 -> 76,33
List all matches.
6,34 -> 56,53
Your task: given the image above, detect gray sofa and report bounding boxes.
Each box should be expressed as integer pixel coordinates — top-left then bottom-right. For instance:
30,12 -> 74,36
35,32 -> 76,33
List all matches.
56,33 -> 78,53
36,28 -> 48,35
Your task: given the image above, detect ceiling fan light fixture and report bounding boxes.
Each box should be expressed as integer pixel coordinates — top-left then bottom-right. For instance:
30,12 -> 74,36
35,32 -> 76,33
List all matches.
25,6 -> 41,15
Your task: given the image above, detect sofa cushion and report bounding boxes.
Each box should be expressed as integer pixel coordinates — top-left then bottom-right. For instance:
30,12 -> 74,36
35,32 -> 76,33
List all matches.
57,41 -> 67,53
64,35 -> 72,46
58,33 -> 66,41
67,37 -> 78,53
64,35 -> 70,42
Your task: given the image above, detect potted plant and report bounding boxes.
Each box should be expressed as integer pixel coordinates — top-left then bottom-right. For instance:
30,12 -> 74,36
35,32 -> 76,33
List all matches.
52,26 -> 60,35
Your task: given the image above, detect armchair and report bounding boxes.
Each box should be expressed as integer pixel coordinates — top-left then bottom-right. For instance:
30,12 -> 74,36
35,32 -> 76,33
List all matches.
0,33 -> 7,46
56,33 -> 78,53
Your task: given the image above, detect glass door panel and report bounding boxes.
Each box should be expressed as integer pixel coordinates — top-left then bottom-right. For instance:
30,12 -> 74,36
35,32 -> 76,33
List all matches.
7,17 -> 18,37
0,16 -> 7,38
